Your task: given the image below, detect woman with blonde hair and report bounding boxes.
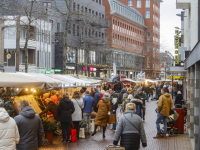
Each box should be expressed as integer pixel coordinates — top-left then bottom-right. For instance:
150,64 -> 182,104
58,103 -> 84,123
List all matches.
100,90 -> 105,99
113,103 -> 147,150
71,91 -> 84,140
57,92 -> 75,143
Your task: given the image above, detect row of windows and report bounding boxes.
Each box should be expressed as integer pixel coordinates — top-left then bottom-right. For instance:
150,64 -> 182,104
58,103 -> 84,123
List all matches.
110,0 -> 145,25
69,24 -> 105,39
133,0 -> 150,8
92,0 -> 102,5
73,2 -> 105,19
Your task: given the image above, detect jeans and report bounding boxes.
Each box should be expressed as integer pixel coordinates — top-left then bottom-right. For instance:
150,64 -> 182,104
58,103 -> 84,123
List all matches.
61,122 -> 71,140
83,113 -> 91,133
136,105 -> 141,116
147,94 -> 149,101
156,113 -> 167,133
73,121 -> 80,139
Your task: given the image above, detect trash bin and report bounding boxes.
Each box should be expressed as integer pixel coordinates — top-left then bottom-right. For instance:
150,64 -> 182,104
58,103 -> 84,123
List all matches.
173,108 -> 184,134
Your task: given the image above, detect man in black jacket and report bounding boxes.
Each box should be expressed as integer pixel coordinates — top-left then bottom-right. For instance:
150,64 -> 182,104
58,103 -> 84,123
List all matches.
109,88 -> 118,130
118,88 -> 128,104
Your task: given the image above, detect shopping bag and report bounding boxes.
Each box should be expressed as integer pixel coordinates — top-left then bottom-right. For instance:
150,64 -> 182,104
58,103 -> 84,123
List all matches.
70,125 -> 77,142
108,114 -> 116,124
105,145 -> 125,150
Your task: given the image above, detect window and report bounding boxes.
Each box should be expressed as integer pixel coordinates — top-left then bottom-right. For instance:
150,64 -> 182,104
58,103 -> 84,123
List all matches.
77,4 -> 80,11
146,10 -> 150,18
57,22 -> 60,32
147,43 -> 150,51
147,57 -> 150,68
73,24 -> 75,35
73,2 -> 76,11
43,2 -> 51,8
85,28 -> 87,37
128,0 -> 133,6
102,14 -> 104,18
146,0 -> 150,7
4,27 -> 16,39
77,25 -> 79,36
99,0 -> 101,4
137,0 -> 141,8
85,7 -> 87,14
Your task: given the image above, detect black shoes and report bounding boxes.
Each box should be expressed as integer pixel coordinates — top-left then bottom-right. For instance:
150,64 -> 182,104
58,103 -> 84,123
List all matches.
92,131 -> 96,136
103,134 -> 106,138
62,139 -> 66,143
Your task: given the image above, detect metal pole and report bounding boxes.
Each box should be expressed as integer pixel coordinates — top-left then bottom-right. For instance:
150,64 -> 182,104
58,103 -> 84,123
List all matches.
172,75 -> 173,99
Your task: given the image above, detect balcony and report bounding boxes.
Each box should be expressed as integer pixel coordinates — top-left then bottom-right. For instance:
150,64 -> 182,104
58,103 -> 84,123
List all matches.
153,4 -> 160,12
153,26 -> 159,32
153,15 -> 160,22
20,39 -> 37,49
176,0 -> 190,9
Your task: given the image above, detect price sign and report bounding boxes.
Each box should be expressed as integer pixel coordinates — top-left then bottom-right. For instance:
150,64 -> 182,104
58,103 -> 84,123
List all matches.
175,55 -> 179,60
175,50 -> 179,54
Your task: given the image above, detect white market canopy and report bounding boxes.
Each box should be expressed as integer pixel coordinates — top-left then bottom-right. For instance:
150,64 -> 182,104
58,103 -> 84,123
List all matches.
121,78 -> 142,83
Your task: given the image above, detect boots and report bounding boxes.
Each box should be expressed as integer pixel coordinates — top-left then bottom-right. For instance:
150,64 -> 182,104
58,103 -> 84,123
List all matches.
153,133 -> 162,139
161,133 -> 166,138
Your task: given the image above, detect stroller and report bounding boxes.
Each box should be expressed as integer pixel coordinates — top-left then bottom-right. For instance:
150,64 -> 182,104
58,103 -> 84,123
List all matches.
160,109 -> 179,136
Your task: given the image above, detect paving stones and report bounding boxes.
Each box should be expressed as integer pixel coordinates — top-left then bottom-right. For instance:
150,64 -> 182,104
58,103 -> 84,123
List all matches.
39,100 -> 192,150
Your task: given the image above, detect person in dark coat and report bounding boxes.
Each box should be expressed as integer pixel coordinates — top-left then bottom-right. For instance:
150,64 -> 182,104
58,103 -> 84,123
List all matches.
39,98 -> 60,121
109,88 -> 118,130
174,91 -> 184,108
135,88 -> 146,121
143,84 -> 151,102
92,88 -> 101,112
131,95 -> 143,117
156,86 -> 162,100
113,103 -> 147,150
14,100 -> 44,150
57,92 -> 75,143
118,88 -> 128,104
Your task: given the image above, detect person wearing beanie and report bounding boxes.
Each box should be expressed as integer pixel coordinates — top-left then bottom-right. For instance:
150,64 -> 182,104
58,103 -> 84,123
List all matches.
113,103 -> 147,150
174,91 -> 184,108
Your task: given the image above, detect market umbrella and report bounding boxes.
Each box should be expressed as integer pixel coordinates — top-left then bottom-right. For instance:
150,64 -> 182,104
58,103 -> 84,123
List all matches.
0,73 -> 45,89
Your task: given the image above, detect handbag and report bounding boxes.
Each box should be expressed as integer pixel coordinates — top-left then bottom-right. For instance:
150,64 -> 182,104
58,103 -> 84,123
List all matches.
70,124 -> 77,142
108,113 -> 116,124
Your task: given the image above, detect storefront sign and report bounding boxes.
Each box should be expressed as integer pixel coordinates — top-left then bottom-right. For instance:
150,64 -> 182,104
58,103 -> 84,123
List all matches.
55,69 -> 62,72
167,76 -> 186,80
45,69 -> 51,74
66,66 -> 75,70
89,67 -> 93,71
175,30 -> 180,66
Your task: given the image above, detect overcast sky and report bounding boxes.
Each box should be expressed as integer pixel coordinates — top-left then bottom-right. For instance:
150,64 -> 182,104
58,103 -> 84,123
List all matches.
160,0 -> 182,55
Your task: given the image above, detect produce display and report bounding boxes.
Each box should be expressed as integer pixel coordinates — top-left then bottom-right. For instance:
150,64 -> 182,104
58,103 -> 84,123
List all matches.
14,95 -> 42,114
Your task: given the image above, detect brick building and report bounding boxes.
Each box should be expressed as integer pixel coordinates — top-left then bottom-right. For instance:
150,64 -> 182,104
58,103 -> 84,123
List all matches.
104,0 -> 161,78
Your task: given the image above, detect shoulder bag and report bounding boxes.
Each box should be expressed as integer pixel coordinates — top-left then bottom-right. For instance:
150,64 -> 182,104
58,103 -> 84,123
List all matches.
123,113 -> 139,134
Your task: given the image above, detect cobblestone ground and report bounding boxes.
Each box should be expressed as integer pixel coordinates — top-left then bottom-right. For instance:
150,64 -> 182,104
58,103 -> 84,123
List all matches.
39,100 -> 192,150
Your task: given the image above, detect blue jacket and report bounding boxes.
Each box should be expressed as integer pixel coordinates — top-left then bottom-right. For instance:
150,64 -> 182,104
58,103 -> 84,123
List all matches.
93,91 -> 101,107
83,95 -> 94,113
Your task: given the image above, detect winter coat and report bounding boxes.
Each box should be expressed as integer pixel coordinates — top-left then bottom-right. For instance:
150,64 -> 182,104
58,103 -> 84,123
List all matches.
71,98 -> 84,121
135,93 -> 146,106
113,110 -> 147,150
131,99 -> 143,116
83,95 -> 94,113
14,106 -> 44,150
175,94 -> 184,106
93,91 -> 101,108
168,86 -> 172,93
39,101 -> 60,121
110,92 -> 118,111
118,89 -> 128,104
144,87 -> 151,94
57,98 -> 75,122
95,98 -> 111,127
0,108 -> 19,150
158,93 -> 173,116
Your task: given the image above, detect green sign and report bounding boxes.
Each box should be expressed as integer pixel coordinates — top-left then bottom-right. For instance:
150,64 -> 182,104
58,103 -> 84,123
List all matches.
55,69 -> 62,72
45,69 -> 51,74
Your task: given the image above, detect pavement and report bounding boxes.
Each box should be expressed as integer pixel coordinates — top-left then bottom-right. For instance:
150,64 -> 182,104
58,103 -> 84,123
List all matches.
39,99 -> 192,150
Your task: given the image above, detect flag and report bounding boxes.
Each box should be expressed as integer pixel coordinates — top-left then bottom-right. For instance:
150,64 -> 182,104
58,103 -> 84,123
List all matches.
141,72 -> 145,79
113,63 -> 116,76
137,71 -> 143,79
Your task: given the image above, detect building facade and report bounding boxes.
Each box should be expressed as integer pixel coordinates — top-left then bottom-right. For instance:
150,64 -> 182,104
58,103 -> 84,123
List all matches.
176,0 -> 200,150
2,16 -> 52,73
117,0 -> 161,78
49,0 -> 109,77
103,0 -> 148,79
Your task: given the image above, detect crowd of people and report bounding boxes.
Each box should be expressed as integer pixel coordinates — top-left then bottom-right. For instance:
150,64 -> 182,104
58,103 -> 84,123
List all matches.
0,81 -> 185,150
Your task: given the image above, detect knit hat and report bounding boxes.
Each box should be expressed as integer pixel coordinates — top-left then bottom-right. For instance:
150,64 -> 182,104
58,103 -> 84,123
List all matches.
102,92 -> 110,99
137,87 -> 142,91
177,91 -> 181,94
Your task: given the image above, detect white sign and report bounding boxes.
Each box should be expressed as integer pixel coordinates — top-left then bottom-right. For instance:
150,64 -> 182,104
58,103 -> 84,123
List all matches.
113,63 -> 116,76
66,66 -> 75,69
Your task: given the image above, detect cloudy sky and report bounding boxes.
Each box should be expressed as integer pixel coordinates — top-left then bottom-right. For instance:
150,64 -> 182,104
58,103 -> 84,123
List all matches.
160,0 -> 182,55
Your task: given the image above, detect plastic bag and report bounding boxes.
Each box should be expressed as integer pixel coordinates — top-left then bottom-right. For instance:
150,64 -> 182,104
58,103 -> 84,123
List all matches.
70,124 -> 77,142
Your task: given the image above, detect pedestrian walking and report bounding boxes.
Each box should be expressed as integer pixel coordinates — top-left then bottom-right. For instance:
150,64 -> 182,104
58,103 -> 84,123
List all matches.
113,103 -> 147,150
71,91 -> 84,140
39,98 -> 60,121
0,99 -> 19,150
135,87 -> 146,121
131,95 -> 143,117
121,93 -> 129,112
83,91 -> 94,135
144,84 -> 151,102
127,88 -> 134,100
109,88 -> 118,130
174,91 -> 184,108
154,87 -> 173,139
57,92 -> 75,143
118,88 -> 128,104
93,88 -> 101,112
92,93 -> 111,138
100,90 -> 105,99
14,100 -> 44,150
